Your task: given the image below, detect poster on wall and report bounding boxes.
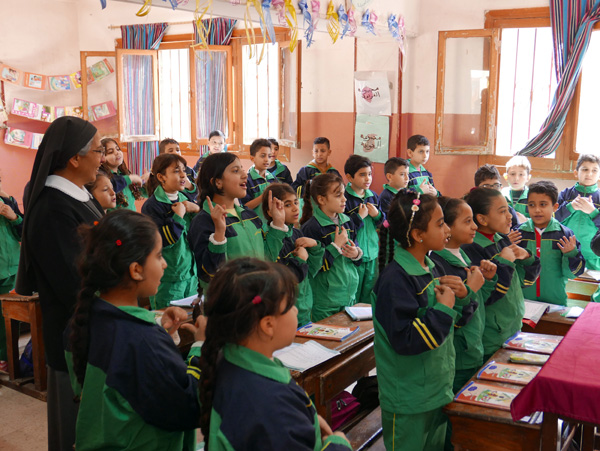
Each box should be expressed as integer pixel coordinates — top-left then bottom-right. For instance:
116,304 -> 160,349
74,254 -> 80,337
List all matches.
355,71 -> 392,116
354,114 -> 390,163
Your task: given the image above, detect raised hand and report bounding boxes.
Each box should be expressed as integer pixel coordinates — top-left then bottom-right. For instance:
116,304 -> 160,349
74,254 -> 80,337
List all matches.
183,200 -> 200,213
465,266 -> 485,293
507,229 -> 522,244
295,237 -> 318,248
509,243 -> 530,260
479,259 -> 497,280
334,226 -> 349,248
267,191 -> 286,228
366,202 -> 379,217
358,203 -> 368,219
0,203 -> 17,221
499,245 -> 516,262
207,196 -> 227,241
172,202 -> 186,218
293,246 -> 309,261
435,284 -> 455,308
557,235 -> 577,254
439,275 -> 468,298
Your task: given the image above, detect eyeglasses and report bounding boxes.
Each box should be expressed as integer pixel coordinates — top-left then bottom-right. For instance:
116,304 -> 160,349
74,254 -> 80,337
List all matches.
91,149 -> 106,157
481,183 -> 502,190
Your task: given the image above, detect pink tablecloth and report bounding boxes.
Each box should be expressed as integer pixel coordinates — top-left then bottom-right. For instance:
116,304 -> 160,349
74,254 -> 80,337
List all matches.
511,303 -> 600,424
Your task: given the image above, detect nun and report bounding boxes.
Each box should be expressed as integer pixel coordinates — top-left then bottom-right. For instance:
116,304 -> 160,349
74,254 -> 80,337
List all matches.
16,116 -> 105,451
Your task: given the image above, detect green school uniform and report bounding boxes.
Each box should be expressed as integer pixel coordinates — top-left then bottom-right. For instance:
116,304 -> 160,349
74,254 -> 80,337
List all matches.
246,166 -> 276,227
502,186 -> 529,218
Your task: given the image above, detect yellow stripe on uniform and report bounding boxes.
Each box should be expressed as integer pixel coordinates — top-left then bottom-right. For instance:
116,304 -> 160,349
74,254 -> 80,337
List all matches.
416,280 -> 436,296
187,367 -> 201,380
415,318 -> 439,348
497,283 -> 509,291
412,320 -> 434,350
162,225 -> 176,245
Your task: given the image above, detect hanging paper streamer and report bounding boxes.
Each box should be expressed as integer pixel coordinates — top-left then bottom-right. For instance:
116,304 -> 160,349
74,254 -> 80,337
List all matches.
326,1 -> 340,44
283,0 -> 298,52
388,14 -> 407,71
311,1 -> 320,33
260,0 -> 277,44
136,0 -> 152,16
347,7 -> 357,37
298,0 -> 314,48
361,10 -> 377,36
100,0 -> 107,9
272,0 -> 286,24
244,0 -> 269,63
193,0 -> 214,51
338,4 -> 350,40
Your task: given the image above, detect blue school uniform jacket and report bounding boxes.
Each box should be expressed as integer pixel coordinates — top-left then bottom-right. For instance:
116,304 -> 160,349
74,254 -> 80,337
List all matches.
407,161 -> 439,195
65,298 -> 200,451
0,196 -> 23,281
372,247 -> 458,414
555,183 -> 600,270
268,159 -> 293,185
378,184 -> 398,215
517,218 -> 585,305
300,205 -> 361,321
188,201 -> 285,285
461,232 -> 541,355
203,344 -> 351,450
292,163 -> 342,198
344,185 -> 384,262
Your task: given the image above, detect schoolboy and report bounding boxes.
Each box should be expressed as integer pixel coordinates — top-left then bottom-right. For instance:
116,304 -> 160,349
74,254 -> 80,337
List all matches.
344,155 -> 384,303
406,134 -> 439,196
242,138 -> 277,224
267,138 -> 293,185
292,137 -> 342,198
474,164 -> 520,230
518,181 -> 584,305
193,130 -> 226,173
503,155 -> 531,222
555,154 -> 600,270
379,157 -> 409,215
159,138 -> 196,188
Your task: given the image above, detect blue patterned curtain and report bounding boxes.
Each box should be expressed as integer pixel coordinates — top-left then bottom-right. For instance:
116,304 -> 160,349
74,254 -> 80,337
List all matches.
518,0 -> 600,157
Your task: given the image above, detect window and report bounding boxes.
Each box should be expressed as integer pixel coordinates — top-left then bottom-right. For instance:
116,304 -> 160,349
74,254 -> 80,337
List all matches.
436,8 -> 600,177
158,48 -> 191,143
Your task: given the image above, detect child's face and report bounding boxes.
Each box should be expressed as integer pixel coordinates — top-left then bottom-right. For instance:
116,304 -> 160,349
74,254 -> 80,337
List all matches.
251,146 -> 272,171
104,141 -> 123,170
137,232 -> 167,297
575,161 -> 600,186
447,203 -> 477,247
312,143 -> 331,165
317,183 -> 346,216
407,145 -> 430,166
417,204 -> 449,251
281,193 -> 300,225
271,144 -> 280,160
348,166 -> 372,192
217,158 -> 248,199
527,192 -> 558,229
163,144 -> 181,155
159,162 -> 187,193
477,195 -> 512,235
209,135 -> 225,154
505,166 -> 531,191
478,177 -> 503,191
91,176 -> 116,211
272,298 -> 298,350
387,166 -> 409,190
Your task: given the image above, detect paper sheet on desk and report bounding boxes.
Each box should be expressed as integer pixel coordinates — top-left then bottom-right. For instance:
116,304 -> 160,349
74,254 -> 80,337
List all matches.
170,294 -> 202,307
274,341 -> 340,372
564,306 -> 584,318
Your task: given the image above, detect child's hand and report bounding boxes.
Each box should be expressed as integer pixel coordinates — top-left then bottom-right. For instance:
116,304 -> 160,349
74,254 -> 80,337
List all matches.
439,275 -> 468,298
572,195 -> 596,214
172,202 -> 186,218
184,178 -> 193,191
129,174 -> 143,185
341,241 -> 360,259
293,246 -> 309,261
426,184 -> 438,196
183,200 -> 200,213
499,246 -> 516,262
295,237 -> 318,248
358,203 -> 368,219
435,284 -> 455,308
161,307 -> 189,336
334,226 -> 349,248
557,235 -> 577,254
479,260 -> 497,280
318,414 -> 334,438
515,211 -> 528,224
509,244 -> 530,260
507,230 -> 522,244
267,191 -> 286,229
465,266 -> 485,293
181,315 -> 207,342
366,203 -> 379,217
0,203 -> 17,221
206,196 -> 227,240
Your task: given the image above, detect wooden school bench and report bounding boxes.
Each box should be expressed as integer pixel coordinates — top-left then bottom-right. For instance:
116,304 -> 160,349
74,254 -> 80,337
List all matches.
0,292 -> 47,401
521,298 -> 589,336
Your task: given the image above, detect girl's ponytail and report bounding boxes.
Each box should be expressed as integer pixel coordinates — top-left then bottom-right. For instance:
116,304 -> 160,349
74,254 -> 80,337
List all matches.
300,180 -> 314,225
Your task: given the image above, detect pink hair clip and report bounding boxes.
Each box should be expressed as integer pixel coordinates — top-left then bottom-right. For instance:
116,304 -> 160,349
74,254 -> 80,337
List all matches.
115,239 -> 122,246
251,295 -> 262,305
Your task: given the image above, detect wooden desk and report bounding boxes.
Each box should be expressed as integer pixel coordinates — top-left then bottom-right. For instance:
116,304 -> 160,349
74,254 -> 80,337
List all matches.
521,298 -> 588,336
291,307 -> 375,424
444,349 -> 543,451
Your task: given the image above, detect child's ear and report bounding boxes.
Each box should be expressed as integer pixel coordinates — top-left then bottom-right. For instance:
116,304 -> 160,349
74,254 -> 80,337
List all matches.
573,169 -> 579,179
258,315 -> 275,339
385,172 -> 392,183
129,261 -> 144,282
411,228 -> 423,245
346,173 -> 353,183
476,213 -> 487,227
406,149 -> 414,159
503,173 -> 508,180
553,203 -> 559,212
316,194 -> 326,207
526,173 -> 532,182
156,173 -> 166,184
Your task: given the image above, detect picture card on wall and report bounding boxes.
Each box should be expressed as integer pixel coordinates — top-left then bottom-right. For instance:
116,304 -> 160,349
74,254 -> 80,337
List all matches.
31,133 -> 44,150
1,65 -> 22,85
24,72 -> 46,90
354,114 -> 390,164
90,101 -> 117,121
49,75 -> 72,91
12,98 -> 40,120
4,128 -> 32,148
65,106 -> 84,118
355,71 -> 392,116
70,71 -> 83,89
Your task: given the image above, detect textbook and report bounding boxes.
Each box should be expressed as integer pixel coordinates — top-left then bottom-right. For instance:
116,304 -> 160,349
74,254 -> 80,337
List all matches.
522,300 -> 552,328
274,341 -> 340,372
502,332 -> 562,355
477,361 -> 540,385
454,381 -> 521,411
296,322 -> 360,341
345,306 -> 372,321
509,352 -> 549,366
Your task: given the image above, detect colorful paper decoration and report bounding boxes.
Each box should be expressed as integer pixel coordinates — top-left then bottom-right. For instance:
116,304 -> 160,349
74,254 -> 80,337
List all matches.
284,0 -> 298,52
0,65 -> 22,85
261,0 -> 277,44
388,14 -> 407,71
23,73 -> 45,90
11,98 -> 115,123
347,6 -> 357,37
298,0 -> 314,47
311,0 -> 320,32
361,9 -> 377,36
354,114 -> 390,164
272,0 -> 286,24
338,4 -> 350,39
326,1 -> 340,44
4,128 -> 32,148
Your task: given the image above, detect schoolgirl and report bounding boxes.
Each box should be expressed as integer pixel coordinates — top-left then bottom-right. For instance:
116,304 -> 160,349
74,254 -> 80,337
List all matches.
84,168 -> 116,213
300,173 -> 363,322
141,153 -> 199,309
100,138 -> 145,211
262,183 -> 324,326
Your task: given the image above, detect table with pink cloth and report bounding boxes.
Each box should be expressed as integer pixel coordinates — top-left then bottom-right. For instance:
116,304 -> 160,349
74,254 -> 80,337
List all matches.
511,302 -> 600,449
